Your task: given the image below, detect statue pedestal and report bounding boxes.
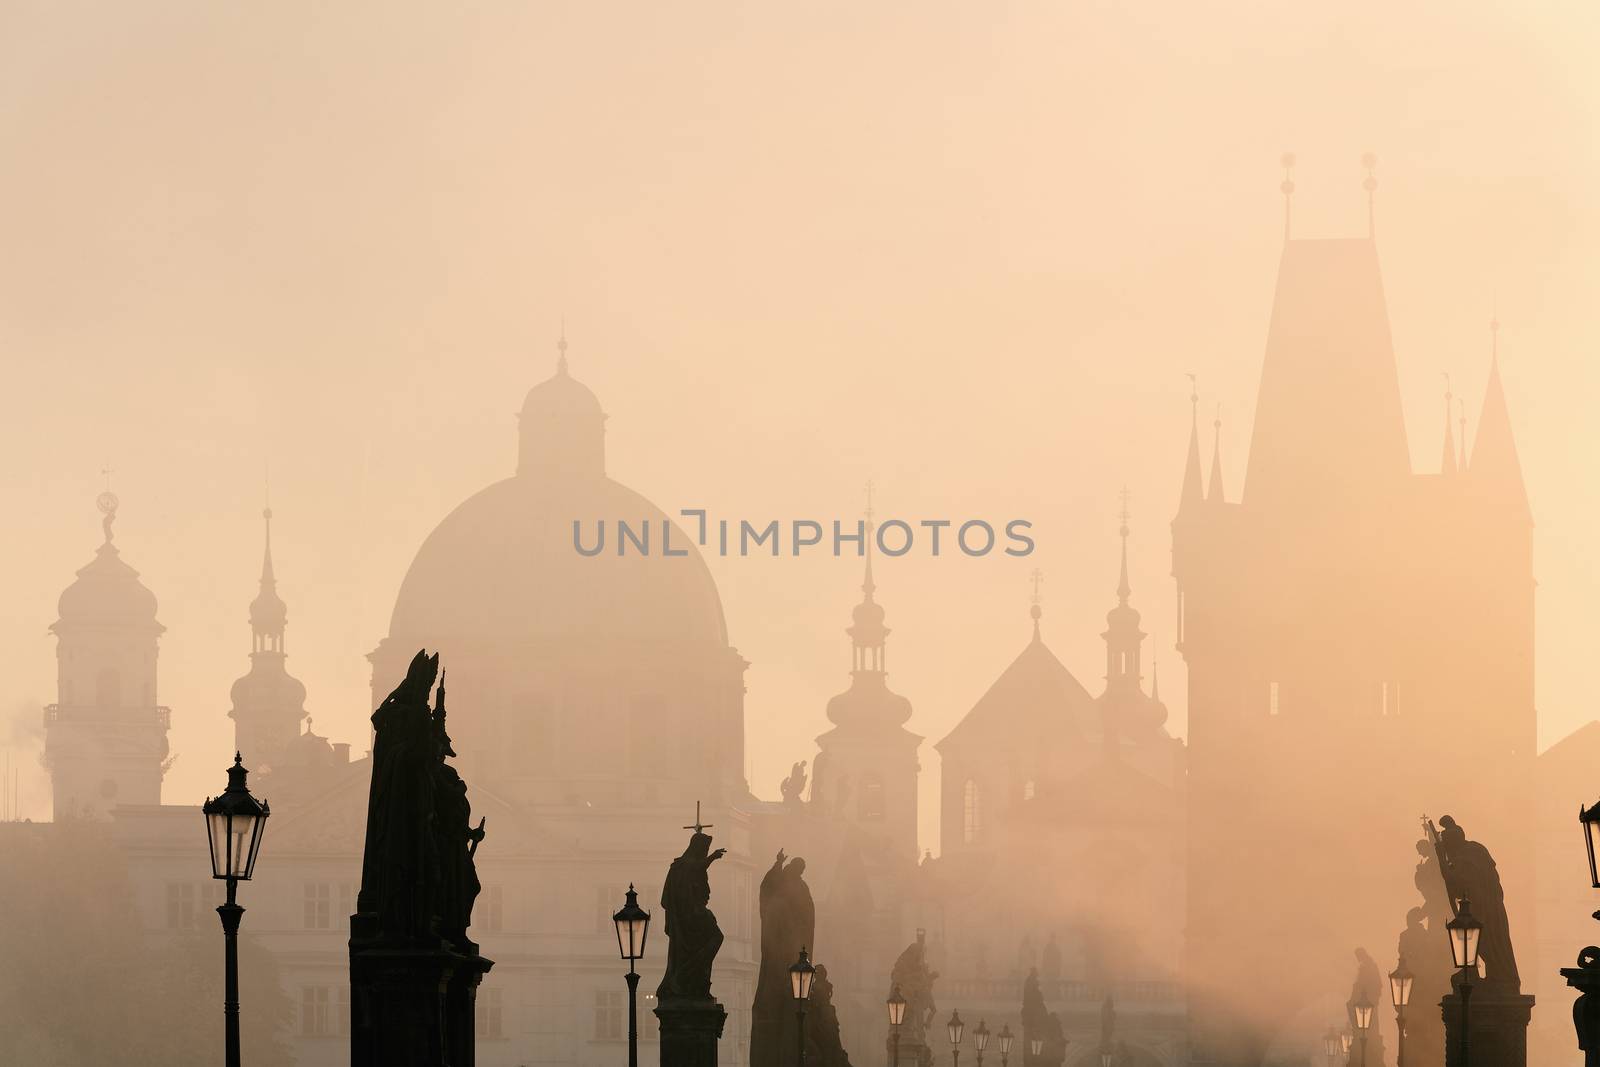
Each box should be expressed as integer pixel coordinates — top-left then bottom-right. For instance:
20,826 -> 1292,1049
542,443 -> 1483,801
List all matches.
350,917 -> 494,1067
1562,961 -> 1600,1067
656,995 -> 727,1067
1441,984 -> 1534,1067
890,1038 -> 932,1067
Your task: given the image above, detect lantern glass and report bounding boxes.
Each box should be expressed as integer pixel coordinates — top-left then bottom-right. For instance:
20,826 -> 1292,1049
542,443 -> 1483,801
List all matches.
611,885 -> 650,961
202,755 -> 269,881
975,1021 -> 990,1053
1031,1038 -> 1044,1057
998,1025 -> 1014,1056
1388,959 -> 1414,1009
947,1010 -> 964,1047
1353,1000 -> 1373,1031
1101,1052 -> 1113,1067
887,987 -> 907,1027
1583,802 -> 1600,889
1340,1031 -> 1352,1054
789,949 -> 815,1001
1323,1029 -> 1339,1057
1447,901 -> 1483,969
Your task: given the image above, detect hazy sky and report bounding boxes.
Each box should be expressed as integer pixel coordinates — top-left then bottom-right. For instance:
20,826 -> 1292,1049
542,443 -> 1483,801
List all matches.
1,2 -> 1595,848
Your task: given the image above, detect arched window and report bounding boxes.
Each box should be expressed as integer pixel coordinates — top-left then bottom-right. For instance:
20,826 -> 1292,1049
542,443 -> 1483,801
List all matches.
962,779 -> 982,844
858,774 -> 885,821
1022,779 -> 1036,801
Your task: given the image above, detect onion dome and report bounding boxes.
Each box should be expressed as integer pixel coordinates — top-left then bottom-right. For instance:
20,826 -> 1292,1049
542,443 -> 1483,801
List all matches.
53,493 -> 163,634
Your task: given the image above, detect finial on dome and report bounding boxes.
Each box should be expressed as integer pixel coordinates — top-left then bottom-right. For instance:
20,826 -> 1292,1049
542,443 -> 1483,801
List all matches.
861,479 -> 877,599
1362,151 -> 1378,240
556,319 -> 570,377
1116,489 -> 1132,605
96,465 -> 119,545
1029,567 -> 1044,641
1280,152 -> 1296,243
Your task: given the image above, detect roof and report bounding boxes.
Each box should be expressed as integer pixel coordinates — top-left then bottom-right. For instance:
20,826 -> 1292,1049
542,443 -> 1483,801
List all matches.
936,635 -> 1094,752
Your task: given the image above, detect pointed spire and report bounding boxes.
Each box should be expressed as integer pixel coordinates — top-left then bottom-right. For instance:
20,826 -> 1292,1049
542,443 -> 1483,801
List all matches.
1029,567 -> 1045,643
1207,404 -> 1226,505
1469,316 -> 1530,521
1280,153 -> 1296,244
1441,373 -> 1458,477
862,479 -> 876,600
249,507 -> 288,652
1117,489 -> 1132,604
1179,374 -> 1204,513
846,482 -> 889,672
1362,152 -> 1378,240
556,320 -> 570,377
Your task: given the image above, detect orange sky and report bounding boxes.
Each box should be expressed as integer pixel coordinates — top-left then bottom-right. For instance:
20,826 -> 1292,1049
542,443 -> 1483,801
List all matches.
1,2 -> 1595,849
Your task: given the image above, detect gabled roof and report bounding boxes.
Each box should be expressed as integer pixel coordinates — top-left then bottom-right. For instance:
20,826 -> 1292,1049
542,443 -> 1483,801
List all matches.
936,635 -> 1094,752
1469,355 -> 1531,522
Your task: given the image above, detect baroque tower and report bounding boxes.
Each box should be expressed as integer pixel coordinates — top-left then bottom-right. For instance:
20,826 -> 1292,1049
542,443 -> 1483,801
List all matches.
228,508 -> 308,767
43,491 -> 171,819
1173,181 -> 1534,1063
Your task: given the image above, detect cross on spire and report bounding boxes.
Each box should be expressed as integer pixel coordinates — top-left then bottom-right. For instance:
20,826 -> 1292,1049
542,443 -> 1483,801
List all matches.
1029,567 -> 1045,605
683,801 -> 714,835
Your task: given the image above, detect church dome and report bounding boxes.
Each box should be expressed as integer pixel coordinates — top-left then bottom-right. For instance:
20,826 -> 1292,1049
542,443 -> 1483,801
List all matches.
229,660 -> 308,713
55,499 -> 163,633
520,365 -> 604,423
386,474 -> 729,654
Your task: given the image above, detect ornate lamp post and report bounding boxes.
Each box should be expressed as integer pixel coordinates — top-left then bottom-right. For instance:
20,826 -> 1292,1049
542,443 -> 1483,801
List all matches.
998,1024 -> 1014,1067
612,884 -> 651,1067
1388,956 -> 1414,1067
1100,1051 -> 1113,1067
947,1009 -> 965,1067
1447,898 -> 1484,1067
887,986 -> 907,1067
974,1020 -> 990,1067
1351,990 -> 1373,1067
1339,1029 -> 1353,1066
1564,802 -> 1600,1065
1322,1026 -> 1341,1067
202,753 -> 270,1067
791,947 -> 817,1067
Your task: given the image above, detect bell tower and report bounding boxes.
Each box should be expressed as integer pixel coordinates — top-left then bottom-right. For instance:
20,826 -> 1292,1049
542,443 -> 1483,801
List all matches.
228,507 -> 308,767
43,490 -> 171,819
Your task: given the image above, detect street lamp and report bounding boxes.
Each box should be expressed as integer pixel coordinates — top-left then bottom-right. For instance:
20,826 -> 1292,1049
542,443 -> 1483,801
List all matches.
1322,1026 -> 1340,1067
1101,1050 -> 1114,1067
948,1010 -> 965,1067
1581,800 -> 1600,889
1339,1029 -> 1353,1063
1447,898 -> 1484,1067
1030,1037 -> 1044,1060
1351,990 -> 1373,1067
202,753 -> 269,1067
975,1020 -> 990,1067
791,947 -> 816,1067
612,884 -> 651,1067
998,1024 -> 1014,1067
1389,956 -> 1414,1067
887,986 -> 907,1067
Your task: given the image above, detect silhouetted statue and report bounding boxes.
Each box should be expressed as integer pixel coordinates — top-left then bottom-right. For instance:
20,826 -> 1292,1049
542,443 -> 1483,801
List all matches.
1021,969 -> 1067,1067
658,828 -> 727,1001
1430,815 -> 1520,992
803,965 -> 853,1067
780,761 -> 808,806
1041,933 -> 1062,981
351,651 -> 492,1067
889,931 -> 940,1061
752,850 -> 818,1066
1396,907 -> 1449,1067
1346,948 -> 1388,1067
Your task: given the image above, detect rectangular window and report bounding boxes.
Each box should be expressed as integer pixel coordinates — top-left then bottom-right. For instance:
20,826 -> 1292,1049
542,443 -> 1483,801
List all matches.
478,987 -> 503,1039
303,882 -> 331,930
1269,681 -> 1281,716
1381,681 -> 1397,717
482,885 -> 503,933
594,989 -> 623,1040
301,986 -> 330,1037
166,882 -> 196,929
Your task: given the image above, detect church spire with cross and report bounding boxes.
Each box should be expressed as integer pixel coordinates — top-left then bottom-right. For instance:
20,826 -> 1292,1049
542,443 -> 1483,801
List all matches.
846,481 -> 889,674
229,505 -> 308,769
1103,491 -> 1146,695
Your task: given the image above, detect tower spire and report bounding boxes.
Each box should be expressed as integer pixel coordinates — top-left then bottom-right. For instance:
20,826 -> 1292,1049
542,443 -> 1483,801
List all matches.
1362,152 -> 1378,240
1029,567 -> 1045,643
1117,489 -> 1132,605
1280,153 -> 1296,244
1179,374 -> 1204,512
846,482 -> 889,672
1469,315 -> 1530,521
1207,404 -> 1226,505
1441,372 -> 1457,477
249,507 -> 288,654
862,479 -> 876,599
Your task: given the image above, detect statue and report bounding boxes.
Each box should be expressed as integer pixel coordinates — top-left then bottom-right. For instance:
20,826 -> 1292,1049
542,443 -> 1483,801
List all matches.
752,850 -> 819,1066
351,651 -> 492,1067
889,931 -> 940,1060
1346,948 -> 1388,1067
803,965 -> 854,1067
658,821 -> 727,1002
1429,815 -> 1520,992
1396,907 -> 1449,1067
780,761 -> 808,806
1021,969 -> 1067,1067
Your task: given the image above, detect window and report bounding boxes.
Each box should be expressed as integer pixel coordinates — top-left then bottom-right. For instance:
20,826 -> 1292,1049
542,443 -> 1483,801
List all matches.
304,882 -> 332,930
166,882 -> 197,929
962,779 -> 982,844
1381,681 -> 1398,717
1268,681 -> 1281,716
858,774 -> 885,821
594,989 -> 624,1040
481,885 -> 503,933
301,986 -> 331,1037
478,987 -> 503,1039
1022,779 -> 1037,801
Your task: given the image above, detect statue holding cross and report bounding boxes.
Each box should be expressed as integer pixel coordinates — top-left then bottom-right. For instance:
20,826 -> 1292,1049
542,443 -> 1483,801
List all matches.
658,802 -> 727,1003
